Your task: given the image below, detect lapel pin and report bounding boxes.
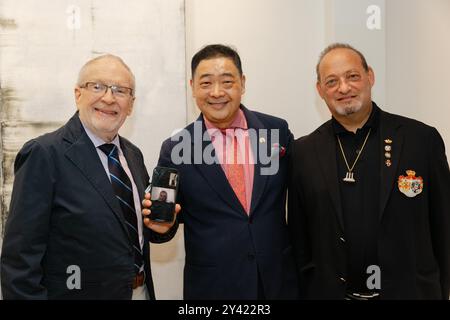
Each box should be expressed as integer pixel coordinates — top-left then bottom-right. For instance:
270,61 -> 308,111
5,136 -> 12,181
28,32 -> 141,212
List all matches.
384,138 -> 393,167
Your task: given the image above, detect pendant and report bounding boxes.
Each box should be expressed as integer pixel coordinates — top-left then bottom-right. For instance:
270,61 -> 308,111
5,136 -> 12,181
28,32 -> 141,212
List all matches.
343,172 -> 355,183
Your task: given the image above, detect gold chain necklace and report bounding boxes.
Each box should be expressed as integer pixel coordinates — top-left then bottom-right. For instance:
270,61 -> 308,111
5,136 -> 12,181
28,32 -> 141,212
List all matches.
337,128 -> 372,183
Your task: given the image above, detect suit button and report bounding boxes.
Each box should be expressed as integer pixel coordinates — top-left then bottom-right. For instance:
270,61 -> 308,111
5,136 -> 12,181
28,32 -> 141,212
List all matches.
248,253 -> 255,260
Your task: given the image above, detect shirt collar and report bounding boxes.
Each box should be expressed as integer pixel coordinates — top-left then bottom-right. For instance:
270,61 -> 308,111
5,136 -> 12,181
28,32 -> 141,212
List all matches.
203,107 -> 248,133
80,116 -> 120,149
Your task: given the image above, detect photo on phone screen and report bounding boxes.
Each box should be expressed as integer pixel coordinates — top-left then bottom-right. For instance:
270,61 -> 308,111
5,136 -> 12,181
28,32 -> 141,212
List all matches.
147,167 -> 178,222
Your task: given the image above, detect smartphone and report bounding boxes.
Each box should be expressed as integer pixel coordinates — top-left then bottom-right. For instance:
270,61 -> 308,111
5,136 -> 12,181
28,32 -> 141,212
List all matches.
145,166 -> 179,222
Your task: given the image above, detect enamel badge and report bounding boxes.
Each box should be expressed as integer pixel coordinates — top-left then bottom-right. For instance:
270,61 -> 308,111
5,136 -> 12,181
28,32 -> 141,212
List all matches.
384,138 -> 393,167
398,170 -> 423,198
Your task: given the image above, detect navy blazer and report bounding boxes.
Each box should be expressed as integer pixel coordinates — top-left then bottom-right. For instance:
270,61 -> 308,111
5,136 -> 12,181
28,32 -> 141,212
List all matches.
1,113 -> 177,299
288,106 -> 450,299
158,106 -> 299,299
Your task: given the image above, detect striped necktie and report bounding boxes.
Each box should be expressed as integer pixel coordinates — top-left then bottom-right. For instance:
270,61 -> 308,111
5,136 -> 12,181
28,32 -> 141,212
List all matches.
99,143 -> 143,274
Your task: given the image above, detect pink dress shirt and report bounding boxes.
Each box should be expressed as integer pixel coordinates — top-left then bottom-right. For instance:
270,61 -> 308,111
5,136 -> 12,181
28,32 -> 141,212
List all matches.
204,109 -> 255,214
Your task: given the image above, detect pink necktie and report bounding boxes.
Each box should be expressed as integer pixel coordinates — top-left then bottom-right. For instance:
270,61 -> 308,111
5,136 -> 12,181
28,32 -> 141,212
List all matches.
226,134 -> 247,213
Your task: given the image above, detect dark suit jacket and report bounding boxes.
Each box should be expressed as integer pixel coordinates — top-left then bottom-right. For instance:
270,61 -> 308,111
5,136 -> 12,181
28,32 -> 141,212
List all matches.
288,106 -> 450,299
158,106 -> 299,300
0,113 -> 177,299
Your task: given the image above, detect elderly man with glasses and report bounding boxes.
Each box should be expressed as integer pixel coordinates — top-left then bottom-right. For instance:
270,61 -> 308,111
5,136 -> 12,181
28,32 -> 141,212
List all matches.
0,54 -> 179,300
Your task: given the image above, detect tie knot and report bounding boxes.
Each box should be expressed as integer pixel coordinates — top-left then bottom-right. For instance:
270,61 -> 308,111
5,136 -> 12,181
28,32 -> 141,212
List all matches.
220,128 -> 240,137
99,143 -> 117,156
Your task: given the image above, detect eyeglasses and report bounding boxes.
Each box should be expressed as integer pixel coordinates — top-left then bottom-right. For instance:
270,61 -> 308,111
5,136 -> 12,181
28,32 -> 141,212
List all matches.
80,82 -> 134,98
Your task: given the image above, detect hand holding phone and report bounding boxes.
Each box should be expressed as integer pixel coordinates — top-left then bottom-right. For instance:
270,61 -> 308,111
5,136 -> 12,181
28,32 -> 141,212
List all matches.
145,166 -> 179,223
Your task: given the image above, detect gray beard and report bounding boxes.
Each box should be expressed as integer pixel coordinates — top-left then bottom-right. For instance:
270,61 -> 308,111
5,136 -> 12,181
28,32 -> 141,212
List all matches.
336,104 -> 362,116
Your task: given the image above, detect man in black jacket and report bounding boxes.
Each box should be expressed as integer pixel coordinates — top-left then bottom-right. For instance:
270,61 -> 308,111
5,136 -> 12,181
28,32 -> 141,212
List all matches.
288,43 -> 450,300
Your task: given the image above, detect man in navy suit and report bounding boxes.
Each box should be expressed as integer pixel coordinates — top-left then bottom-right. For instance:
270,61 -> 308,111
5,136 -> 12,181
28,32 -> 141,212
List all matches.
288,43 -> 450,299
143,44 -> 299,299
1,54 -> 178,299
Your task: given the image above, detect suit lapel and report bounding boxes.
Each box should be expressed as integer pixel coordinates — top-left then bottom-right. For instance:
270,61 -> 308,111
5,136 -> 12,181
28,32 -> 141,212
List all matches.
243,107 -> 268,216
190,116 -> 247,216
316,122 -> 345,231
379,111 -> 403,220
63,114 -> 130,238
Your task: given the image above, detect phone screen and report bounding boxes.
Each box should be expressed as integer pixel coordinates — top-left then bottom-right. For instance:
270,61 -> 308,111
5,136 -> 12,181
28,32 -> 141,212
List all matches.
146,166 -> 179,222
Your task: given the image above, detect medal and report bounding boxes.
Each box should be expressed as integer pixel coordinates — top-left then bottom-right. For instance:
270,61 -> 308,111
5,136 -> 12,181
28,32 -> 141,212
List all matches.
398,170 -> 423,197
337,128 -> 372,183
384,138 -> 393,167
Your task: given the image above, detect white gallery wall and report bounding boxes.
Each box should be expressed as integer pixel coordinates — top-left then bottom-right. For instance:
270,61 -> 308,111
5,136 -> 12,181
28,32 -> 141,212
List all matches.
386,0 -> 450,149
1,0 -> 449,300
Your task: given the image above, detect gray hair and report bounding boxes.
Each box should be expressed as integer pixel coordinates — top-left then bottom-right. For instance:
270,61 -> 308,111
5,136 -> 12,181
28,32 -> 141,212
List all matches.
77,54 -> 136,93
316,43 -> 369,81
